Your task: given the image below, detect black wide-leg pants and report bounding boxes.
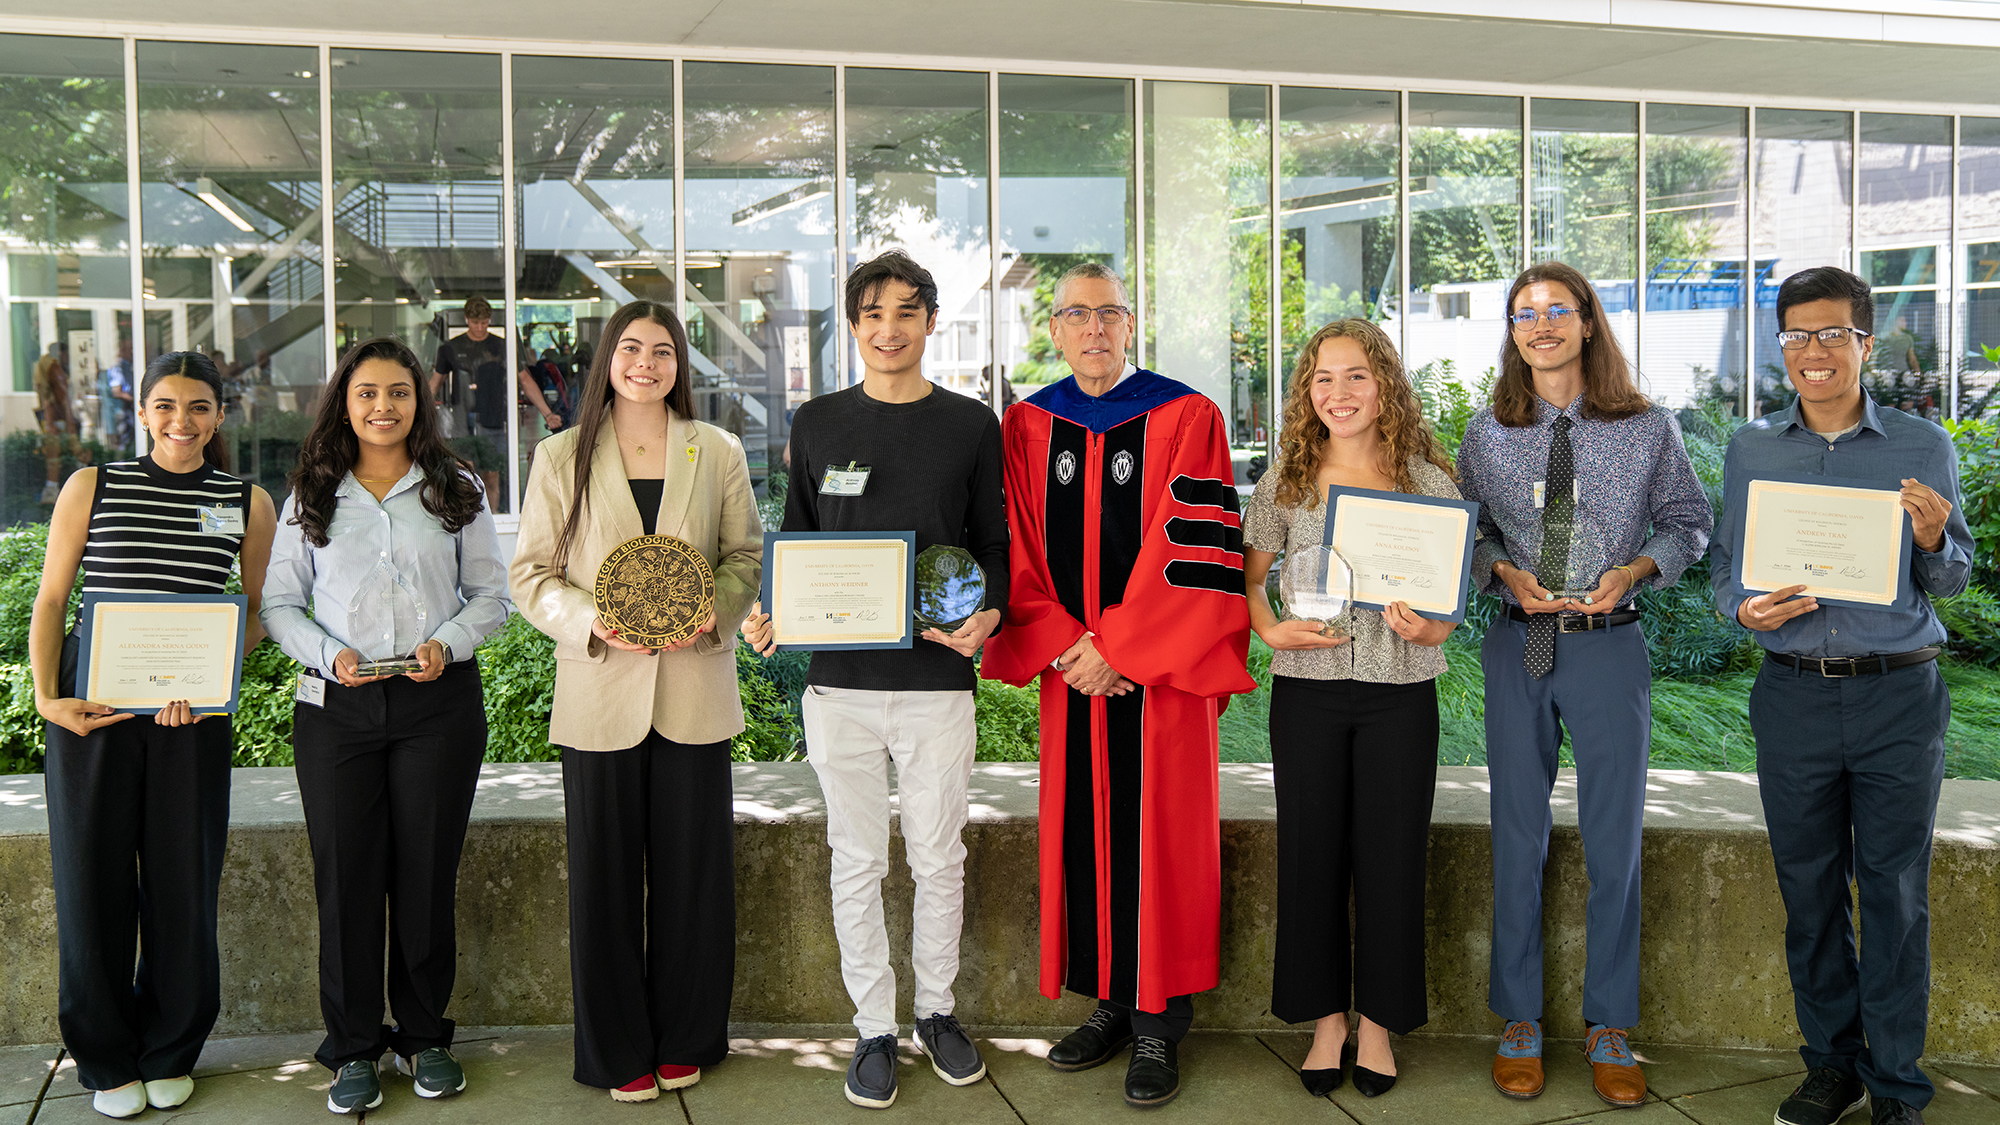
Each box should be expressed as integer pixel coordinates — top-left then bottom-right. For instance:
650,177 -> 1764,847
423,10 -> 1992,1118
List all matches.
562,733 -> 735,1088
45,710 -> 232,1091
292,662 -> 486,1071
1268,674 -> 1438,1034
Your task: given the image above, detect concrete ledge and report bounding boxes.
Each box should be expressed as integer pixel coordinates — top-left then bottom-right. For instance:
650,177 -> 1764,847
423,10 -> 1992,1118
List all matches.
0,765 -> 1995,1059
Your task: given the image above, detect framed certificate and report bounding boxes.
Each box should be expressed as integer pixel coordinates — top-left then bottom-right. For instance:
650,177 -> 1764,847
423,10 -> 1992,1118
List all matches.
75,593 -> 248,713
761,532 -> 916,650
1740,475 -> 1911,608
1324,486 -> 1481,622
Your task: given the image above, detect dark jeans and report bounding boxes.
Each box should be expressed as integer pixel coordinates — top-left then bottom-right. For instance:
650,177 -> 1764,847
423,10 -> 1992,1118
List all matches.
45,710 -> 232,1091
293,662 -> 486,1070
562,733 -> 736,1088
1268,675 -> 1438,1034
1751,657 -> 1949,1110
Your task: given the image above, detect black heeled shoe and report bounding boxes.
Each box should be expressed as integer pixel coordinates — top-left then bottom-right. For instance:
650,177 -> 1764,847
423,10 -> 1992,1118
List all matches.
1299,1040 -> 1351,1097
1353,1059 -> 1397,1098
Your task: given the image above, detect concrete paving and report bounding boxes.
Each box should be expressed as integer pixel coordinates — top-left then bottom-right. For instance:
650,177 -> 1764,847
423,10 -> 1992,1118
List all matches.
6,1028 -> 1998,1123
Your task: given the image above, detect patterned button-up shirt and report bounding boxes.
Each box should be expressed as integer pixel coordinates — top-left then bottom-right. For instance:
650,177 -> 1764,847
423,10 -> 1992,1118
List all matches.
1456,395 -> 1713,607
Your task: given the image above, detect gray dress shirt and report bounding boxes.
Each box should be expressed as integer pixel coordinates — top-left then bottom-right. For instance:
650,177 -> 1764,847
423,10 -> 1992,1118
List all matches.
1242,457 -> 1460,685
1710,392 -> 1971,658
262,467 -> 510,677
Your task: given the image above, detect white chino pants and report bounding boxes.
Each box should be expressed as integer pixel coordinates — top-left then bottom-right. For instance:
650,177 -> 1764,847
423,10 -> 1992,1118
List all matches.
801,685 -> 977,1039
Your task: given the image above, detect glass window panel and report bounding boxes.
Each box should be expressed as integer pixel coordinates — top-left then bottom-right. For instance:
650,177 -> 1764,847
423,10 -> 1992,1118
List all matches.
512,56 -> 672,487
996,74 -> 1132,390
1145,81 -> 1268,448
683,61 -> 834,493
1531,100 -> 1636,370
138,41 -> 322,502
331,50 -> 511,508
1960,118 -> 2000,419
1277,87 -> 1399,380
1406,93 -> 1521,385
1644,103 -> 1748,413
844,68 -> 988,402
0,34 -> 124,523
1753,108 -> 1852,413
1853,112 -> 1950,420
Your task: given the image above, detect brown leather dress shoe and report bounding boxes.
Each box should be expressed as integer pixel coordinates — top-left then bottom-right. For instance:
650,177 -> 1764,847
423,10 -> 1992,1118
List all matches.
1584,1026 -> 1646,1107
1492,1020 -> 1545,1099
1493,1052 -> 1545,1099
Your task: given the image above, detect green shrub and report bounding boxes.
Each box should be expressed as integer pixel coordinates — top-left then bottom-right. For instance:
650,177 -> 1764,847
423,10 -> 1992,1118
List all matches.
973,675 -> 1040,762
478,614 -> 559,762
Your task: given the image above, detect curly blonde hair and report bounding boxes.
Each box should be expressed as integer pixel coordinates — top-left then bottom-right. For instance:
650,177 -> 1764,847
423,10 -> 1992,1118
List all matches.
1273,318 -> 1454,509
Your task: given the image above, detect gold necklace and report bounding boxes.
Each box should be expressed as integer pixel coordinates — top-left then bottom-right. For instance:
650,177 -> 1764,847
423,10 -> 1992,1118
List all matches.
620,422 -> 669,457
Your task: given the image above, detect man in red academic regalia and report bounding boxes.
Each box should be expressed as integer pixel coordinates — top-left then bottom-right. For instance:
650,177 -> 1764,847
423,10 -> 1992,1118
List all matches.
982,262 -> 1253,1109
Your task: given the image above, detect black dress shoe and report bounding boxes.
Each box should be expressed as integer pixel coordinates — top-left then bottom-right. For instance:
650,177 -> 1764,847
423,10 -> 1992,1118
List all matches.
1300,1039 -> 1349,1097
1353,1063 -> 1397,1098
1047,1006 -> 1133,1072
1124,1037 -> 1180,1107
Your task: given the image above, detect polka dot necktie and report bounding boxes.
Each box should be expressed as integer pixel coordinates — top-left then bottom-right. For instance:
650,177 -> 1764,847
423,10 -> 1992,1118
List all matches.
1524,415 -> 1575,680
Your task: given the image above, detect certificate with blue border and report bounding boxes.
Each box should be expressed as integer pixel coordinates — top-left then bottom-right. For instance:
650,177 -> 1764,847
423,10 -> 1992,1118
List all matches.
1738,472 -> 1912,610
760,531 -> 916,651
1323,486 -> 1481,623
76,593 -> 248,713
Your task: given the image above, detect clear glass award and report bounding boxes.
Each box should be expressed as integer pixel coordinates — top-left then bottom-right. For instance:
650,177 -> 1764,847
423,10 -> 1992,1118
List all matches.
914,545 -> 987,632
1544,502 -> 1610,605
1280,544 -> 1354,638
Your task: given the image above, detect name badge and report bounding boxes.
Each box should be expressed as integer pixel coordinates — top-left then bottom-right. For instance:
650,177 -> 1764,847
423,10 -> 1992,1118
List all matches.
296,672 -> 326,708
197,505 -> 245,535
1532,479 -> 1579,510
822,463 -> 871,497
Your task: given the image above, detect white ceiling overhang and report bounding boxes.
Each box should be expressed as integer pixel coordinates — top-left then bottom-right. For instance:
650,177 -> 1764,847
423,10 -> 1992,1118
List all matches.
5,0 -> 2000,114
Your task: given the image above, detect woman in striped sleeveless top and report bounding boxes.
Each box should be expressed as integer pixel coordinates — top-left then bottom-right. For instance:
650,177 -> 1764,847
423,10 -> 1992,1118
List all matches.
261,337 -> 506,1114
29,351 -> 275,1120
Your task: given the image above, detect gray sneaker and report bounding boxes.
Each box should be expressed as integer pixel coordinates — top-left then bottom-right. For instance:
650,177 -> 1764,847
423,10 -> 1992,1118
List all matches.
395,1047 -> 467,1098
915,1013 -> 987,1085
845,1034 -> 900,1109
326,1060 -> 382,1115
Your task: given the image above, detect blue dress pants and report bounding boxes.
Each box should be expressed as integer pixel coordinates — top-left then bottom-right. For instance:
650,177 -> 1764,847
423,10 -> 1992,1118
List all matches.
1482,614 -> 1650,1030
1749,657 -> 1948,1111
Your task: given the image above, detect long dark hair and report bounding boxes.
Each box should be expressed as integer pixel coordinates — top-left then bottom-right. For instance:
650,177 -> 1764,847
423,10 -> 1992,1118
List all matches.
551,300 -> 693,571
287,336 -> 484,548
1493,261 -> 1650,427
140,350 -> 230,469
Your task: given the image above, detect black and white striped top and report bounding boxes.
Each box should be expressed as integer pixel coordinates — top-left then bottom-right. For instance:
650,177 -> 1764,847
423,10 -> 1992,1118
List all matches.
81,458 -> 250,595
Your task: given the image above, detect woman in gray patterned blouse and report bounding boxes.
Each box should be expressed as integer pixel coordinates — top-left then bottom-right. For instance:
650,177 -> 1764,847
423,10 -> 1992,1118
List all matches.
1242,318 -> 1460,1102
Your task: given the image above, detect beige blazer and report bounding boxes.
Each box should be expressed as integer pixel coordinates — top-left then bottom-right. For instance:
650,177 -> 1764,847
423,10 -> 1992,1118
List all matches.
510,414 -> 763,751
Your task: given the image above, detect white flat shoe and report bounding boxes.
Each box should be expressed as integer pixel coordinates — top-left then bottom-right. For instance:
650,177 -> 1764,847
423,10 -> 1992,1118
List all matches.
145,1074 -> 195,1109
92,1080 -> 147,1118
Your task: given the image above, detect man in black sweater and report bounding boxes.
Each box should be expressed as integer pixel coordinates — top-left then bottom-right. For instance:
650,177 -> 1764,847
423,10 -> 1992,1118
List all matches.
742,251 -> 1008,1110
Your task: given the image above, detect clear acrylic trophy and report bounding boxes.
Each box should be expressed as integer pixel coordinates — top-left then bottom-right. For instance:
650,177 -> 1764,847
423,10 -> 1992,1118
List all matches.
1545,502 -> 1609,606
1280,544 -> 1355,638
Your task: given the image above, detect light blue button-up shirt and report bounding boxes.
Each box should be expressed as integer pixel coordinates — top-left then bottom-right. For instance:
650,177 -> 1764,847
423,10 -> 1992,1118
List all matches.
262,466 -> 510,677
1709,392 -> 1972,658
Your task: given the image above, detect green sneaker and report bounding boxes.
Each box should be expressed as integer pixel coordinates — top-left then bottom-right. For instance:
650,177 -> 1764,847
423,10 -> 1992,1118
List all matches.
327,1060 -> 382,1115
395,1047 -> 467,1098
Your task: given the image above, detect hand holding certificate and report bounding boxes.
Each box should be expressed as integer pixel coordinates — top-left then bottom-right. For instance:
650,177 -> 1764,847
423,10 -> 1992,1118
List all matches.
75,593 -> 249,714
1324,486 -> 1481,622
760,532 -> 916,650
1740,476 -> 1910,608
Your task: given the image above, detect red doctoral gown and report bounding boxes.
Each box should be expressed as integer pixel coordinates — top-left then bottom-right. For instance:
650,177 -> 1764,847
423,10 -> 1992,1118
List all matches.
982,370 -> 1253,1013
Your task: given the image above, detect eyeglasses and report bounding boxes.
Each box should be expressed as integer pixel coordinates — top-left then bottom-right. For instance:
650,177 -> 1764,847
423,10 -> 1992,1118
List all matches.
1055,305 -> 1131,327
1509,306 -> 1579,330
1775,327 -> 1872,350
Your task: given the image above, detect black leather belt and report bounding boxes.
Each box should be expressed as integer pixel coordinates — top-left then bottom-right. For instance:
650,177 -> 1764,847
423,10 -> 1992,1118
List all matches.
1765,647 -> 1941,678
1505,605 -> 1642,632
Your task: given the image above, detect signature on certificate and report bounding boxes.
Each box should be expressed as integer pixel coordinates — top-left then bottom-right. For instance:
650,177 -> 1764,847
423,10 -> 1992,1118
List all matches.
854,610 -> 880,621
1839,567 -> 1869,579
